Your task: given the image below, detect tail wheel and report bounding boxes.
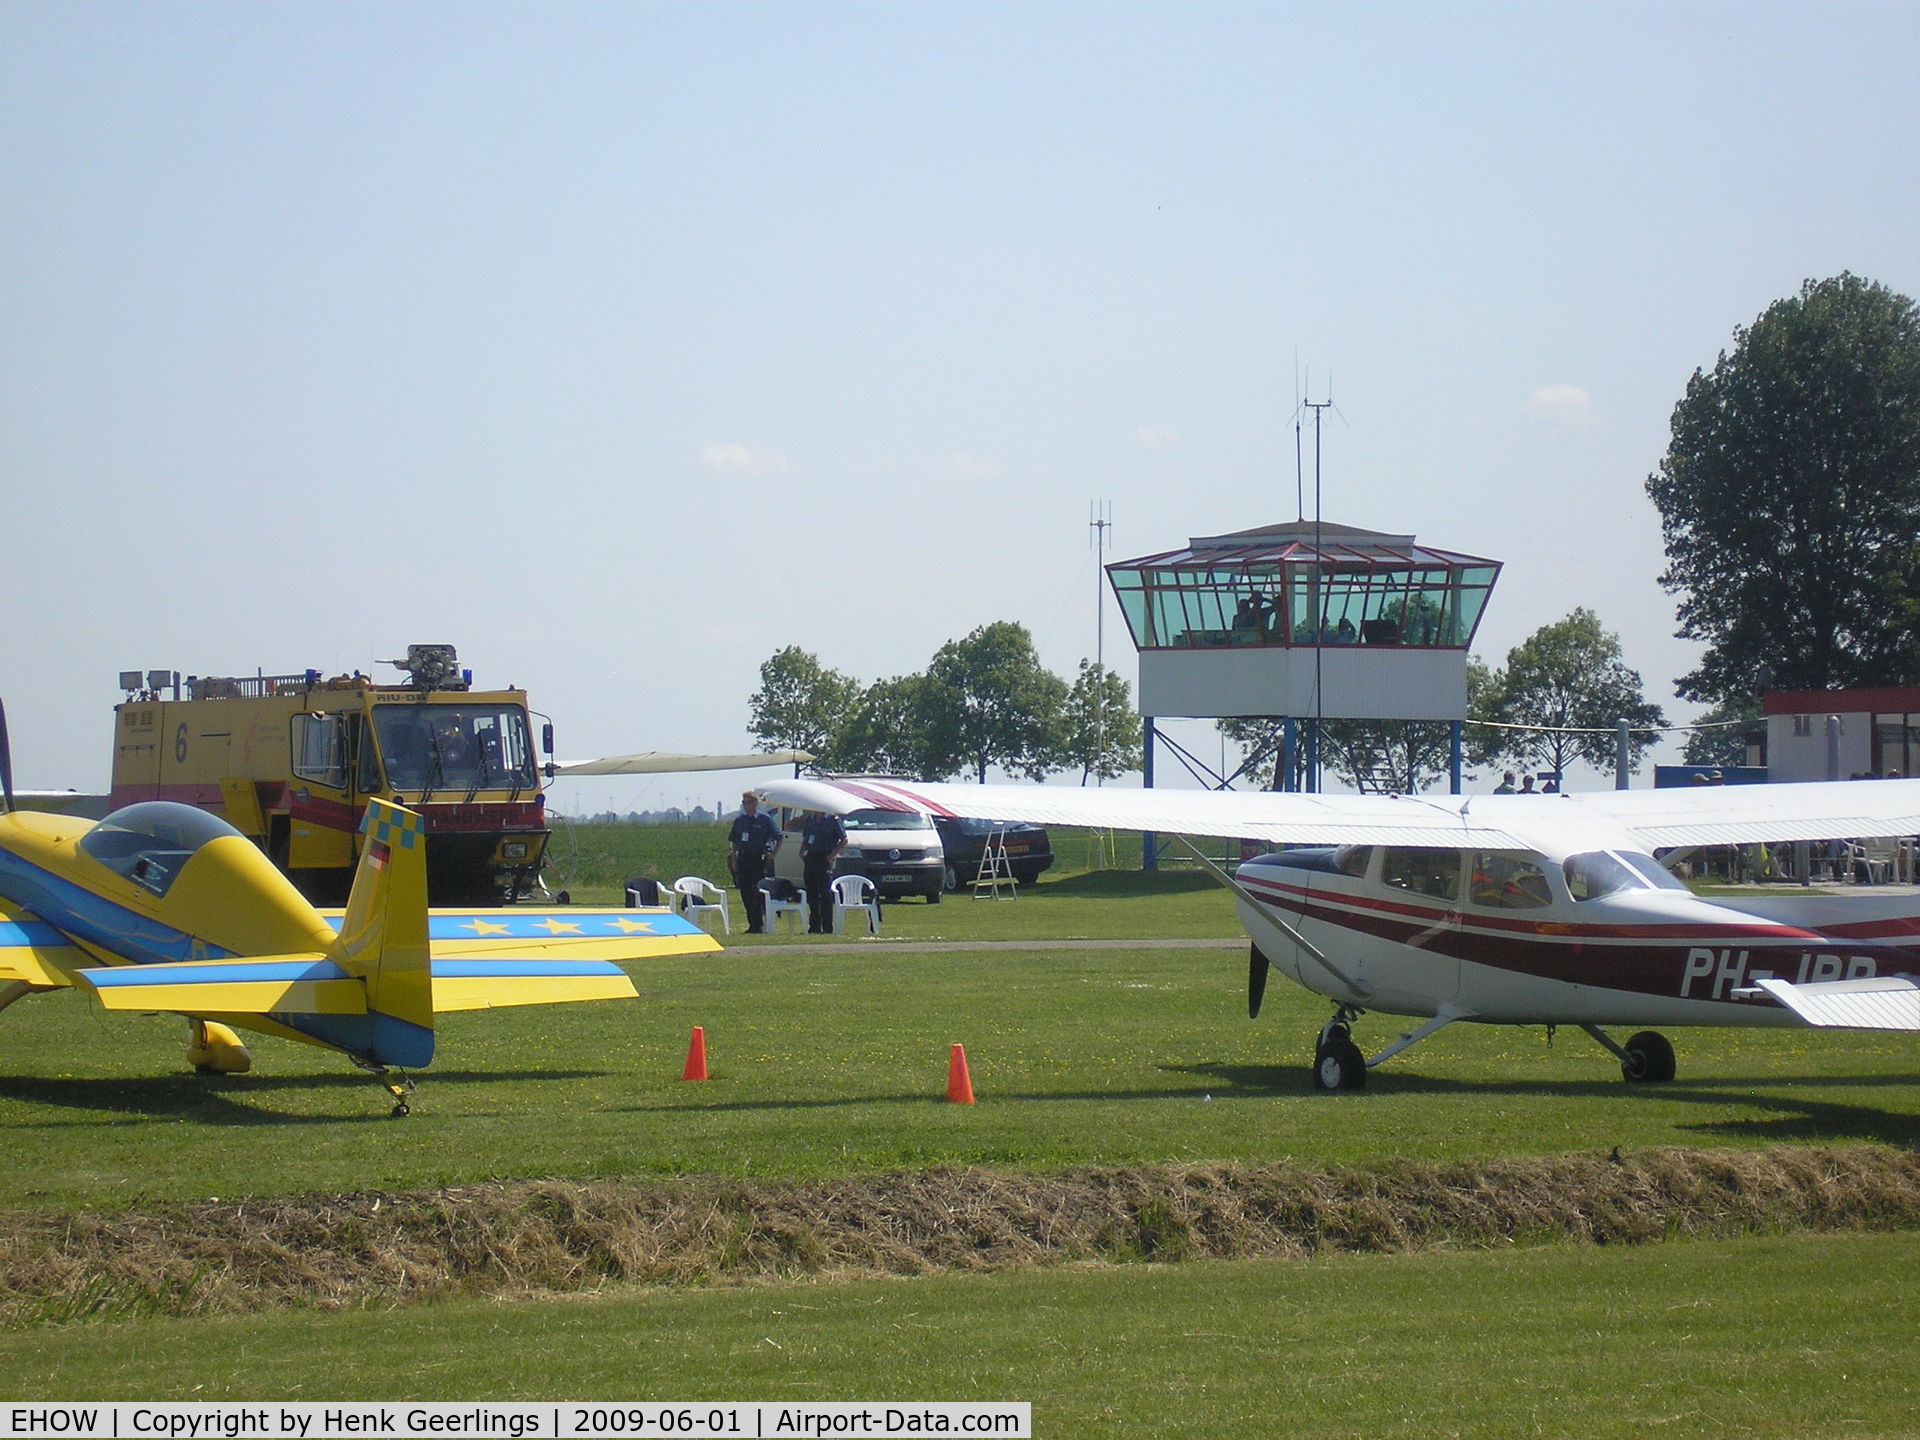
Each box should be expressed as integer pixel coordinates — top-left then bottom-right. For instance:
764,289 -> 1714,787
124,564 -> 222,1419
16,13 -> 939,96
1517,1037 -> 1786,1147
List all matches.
1621,1030 -> 1676,1083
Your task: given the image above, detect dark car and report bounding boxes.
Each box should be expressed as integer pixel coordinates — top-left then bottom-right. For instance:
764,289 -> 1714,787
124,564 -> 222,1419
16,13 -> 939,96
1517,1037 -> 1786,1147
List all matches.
933,815 -> 1055,891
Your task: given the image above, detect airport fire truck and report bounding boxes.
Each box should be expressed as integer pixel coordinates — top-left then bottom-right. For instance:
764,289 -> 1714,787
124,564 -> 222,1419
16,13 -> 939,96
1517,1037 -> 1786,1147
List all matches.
109,645 -> 553,904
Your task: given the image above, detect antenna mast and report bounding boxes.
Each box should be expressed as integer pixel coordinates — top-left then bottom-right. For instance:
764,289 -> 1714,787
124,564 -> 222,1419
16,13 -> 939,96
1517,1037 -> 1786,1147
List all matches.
1089,500 -> 1113,785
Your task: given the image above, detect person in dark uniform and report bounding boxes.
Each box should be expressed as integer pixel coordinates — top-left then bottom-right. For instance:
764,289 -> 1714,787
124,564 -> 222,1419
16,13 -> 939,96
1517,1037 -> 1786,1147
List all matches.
727,792 -> 783,934
800,807 -> 848,934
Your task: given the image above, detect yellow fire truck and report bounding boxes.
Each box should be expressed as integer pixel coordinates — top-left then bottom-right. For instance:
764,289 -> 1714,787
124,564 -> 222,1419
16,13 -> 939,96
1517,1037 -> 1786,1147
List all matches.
109,644 -> 552,904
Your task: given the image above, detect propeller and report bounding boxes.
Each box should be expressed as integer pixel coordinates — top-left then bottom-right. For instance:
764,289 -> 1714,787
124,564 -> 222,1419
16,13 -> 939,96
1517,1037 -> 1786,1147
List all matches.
0,697 -> 13,813
1249,944 -> 1271,1019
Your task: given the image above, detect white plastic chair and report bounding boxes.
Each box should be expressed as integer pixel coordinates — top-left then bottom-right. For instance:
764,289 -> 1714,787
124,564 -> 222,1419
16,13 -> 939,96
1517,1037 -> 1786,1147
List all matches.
1857,838 -> 1898,885
673,876 -> 731,935
830,873 -> 881,935
759,882 -> 809,935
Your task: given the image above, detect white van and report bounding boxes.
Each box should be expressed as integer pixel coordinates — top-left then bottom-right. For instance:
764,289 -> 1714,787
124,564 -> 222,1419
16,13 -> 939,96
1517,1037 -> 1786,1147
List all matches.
771,804 -> 945,903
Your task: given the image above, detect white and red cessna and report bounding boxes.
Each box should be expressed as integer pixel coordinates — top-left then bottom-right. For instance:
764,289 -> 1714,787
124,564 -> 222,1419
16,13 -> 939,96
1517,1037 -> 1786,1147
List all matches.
759,775 -> 1920,1090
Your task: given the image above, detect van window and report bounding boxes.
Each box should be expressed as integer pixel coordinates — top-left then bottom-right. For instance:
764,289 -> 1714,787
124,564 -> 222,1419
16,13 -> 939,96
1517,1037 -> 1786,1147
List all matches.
843,808 -> 932,831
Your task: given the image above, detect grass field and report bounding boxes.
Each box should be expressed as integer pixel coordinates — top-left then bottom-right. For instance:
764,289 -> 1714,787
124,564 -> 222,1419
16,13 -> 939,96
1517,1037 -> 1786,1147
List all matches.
6,1232 -> 1918,1436
5,858 -> 1919,1433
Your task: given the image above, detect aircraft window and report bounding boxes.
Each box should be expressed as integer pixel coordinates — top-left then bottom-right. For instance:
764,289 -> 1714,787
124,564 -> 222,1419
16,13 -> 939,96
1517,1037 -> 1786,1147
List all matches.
79,802 -> 245,897
1335,845 -> 1372,878
1469,852 -> 1553,910
1379,847 -> 1460,901
1563,850 -> 1678,901
843,808 -> 932,831
1619,852 -> 1688,891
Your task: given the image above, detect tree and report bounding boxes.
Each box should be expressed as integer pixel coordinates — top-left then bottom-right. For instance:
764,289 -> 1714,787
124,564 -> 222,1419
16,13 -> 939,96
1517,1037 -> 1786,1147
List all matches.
1646,274 -> 1920,707
1481,609 -> 1667,780
924,622 -> 1068,783
1054,660 -> 1143,784
834,674 -> 953,779
1680,699 -> 1761,769
1322,660 -> 1503,793
747,647 -> 861,761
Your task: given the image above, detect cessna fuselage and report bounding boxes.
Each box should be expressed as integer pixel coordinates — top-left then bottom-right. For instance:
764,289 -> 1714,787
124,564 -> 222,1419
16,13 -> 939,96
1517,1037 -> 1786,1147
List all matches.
1238,830 -> 1920,1028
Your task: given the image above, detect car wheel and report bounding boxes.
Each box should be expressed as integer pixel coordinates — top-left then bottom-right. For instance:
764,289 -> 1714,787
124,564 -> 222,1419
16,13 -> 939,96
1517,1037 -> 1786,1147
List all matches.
943,864 -> 959,892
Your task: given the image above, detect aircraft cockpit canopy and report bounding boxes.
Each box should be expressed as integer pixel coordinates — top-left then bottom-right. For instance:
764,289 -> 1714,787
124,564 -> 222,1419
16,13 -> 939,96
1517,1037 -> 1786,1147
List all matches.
79,801 -> 247,897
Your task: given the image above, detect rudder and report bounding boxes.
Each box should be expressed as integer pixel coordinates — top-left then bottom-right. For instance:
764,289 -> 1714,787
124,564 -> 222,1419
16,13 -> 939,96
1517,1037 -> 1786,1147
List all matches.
329,798 -> 434,1068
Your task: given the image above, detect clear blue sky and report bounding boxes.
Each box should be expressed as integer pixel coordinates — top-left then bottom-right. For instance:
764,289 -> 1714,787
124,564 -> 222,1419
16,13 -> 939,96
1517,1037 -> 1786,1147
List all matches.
5,0 -> 1916,805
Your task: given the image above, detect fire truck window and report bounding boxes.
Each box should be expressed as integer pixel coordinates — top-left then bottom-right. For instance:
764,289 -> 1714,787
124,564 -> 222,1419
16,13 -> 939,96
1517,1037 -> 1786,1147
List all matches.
291,714 -> 347,788
371,704 -> 538,793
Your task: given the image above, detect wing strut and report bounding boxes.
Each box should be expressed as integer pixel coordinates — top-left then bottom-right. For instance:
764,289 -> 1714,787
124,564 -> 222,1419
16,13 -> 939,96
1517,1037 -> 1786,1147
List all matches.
1171,836 -> 1374,1001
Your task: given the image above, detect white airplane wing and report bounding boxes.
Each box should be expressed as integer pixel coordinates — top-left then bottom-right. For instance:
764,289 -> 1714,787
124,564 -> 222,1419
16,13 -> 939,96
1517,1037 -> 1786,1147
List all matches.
1742,975 -> 1920,1031
756,775 -> 1920,855
755,777 -> 1532,849
554,749 -> 814,776
1555,778 -> 1920,848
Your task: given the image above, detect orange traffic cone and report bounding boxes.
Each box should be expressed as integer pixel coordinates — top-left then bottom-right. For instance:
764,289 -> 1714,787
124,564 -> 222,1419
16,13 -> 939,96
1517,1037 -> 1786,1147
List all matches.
946,1042 -> 975,1104
682,1026 -> 709,1082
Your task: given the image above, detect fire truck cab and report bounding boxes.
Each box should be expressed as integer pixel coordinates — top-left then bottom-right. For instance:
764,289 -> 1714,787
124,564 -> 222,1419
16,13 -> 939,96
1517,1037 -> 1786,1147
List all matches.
109,644 -> 551,904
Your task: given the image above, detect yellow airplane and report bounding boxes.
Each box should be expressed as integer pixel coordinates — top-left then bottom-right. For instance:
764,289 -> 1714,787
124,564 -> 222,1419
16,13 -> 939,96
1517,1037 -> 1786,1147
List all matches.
0,705 -> 718,1114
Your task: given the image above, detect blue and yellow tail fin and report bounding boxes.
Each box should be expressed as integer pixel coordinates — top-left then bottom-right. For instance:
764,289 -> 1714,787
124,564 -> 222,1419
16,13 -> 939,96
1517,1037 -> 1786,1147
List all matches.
328,798 -> 433,1068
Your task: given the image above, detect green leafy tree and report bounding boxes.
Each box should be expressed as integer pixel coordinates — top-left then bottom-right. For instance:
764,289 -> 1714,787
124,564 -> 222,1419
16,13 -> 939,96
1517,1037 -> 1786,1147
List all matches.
835,674 -> 954,779
1646,274 -> 1920,707
1055,660 -> 1143,784
1481,609 -> 1667,780
1680,698 -> 1762,769
1218,658 -> 1498,792
747,646 -> 861,760
925,622 -> 1069,783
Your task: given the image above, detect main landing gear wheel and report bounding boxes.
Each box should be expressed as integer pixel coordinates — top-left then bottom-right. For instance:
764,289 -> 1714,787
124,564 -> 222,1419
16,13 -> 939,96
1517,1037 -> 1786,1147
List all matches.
1620,1030 -> 1676,1083
1313,1023 -> 1368,1092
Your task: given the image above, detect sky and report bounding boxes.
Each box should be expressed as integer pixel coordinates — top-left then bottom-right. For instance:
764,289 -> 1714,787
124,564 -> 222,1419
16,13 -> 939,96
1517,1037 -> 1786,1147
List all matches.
4,0 -> 1917,810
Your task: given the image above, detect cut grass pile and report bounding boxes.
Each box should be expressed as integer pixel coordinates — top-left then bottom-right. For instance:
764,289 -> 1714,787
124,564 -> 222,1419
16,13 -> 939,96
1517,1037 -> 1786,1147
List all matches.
6,1146 -> 1920,1328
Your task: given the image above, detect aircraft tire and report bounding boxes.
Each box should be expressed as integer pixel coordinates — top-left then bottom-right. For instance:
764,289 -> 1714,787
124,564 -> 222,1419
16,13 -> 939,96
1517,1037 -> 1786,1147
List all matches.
1620,1030 -> 1676,1083
1313,1038 -> 1367,1092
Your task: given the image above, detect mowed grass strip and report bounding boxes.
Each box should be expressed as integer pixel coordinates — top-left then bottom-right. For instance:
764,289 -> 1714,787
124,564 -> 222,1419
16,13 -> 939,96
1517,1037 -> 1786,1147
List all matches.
4,1231 -> 1916,1439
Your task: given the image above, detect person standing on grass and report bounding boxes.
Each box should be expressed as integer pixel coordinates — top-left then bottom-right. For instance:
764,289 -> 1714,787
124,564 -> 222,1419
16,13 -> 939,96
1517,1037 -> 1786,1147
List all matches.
727,792 -> 783,934
800,806 -> 848,934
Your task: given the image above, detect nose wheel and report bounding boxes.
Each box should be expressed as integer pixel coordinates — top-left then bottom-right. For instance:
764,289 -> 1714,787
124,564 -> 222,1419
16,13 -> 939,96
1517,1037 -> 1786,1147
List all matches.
1314,1017 -> 1368,1091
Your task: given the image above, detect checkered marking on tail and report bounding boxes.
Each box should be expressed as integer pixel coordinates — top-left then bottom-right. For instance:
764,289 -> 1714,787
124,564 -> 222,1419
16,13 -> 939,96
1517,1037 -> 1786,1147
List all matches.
359,806 -> 424,870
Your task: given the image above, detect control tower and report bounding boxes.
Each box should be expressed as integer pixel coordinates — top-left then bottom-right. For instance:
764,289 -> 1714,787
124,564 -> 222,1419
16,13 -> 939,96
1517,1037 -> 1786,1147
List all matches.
1105,519 -> 1502,793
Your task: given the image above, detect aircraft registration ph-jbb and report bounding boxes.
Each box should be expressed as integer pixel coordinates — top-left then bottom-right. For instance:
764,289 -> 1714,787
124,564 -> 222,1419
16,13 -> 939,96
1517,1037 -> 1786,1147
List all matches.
759,775 -> 1920,1090
0,704 -> 718,1113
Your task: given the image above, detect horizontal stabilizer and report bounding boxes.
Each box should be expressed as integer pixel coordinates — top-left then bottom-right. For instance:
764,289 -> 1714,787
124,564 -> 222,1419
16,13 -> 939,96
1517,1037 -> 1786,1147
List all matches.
77,956 -> 366,1015
1742,975 -> 1920,1032
0,914 -> 82,987
429,958 -> 639,1011
318,907 -> 722,962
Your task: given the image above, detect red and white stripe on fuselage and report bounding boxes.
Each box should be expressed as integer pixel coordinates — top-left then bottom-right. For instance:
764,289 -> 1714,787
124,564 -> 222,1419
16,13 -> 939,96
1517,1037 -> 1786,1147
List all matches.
1234,851 -> 1920,1029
